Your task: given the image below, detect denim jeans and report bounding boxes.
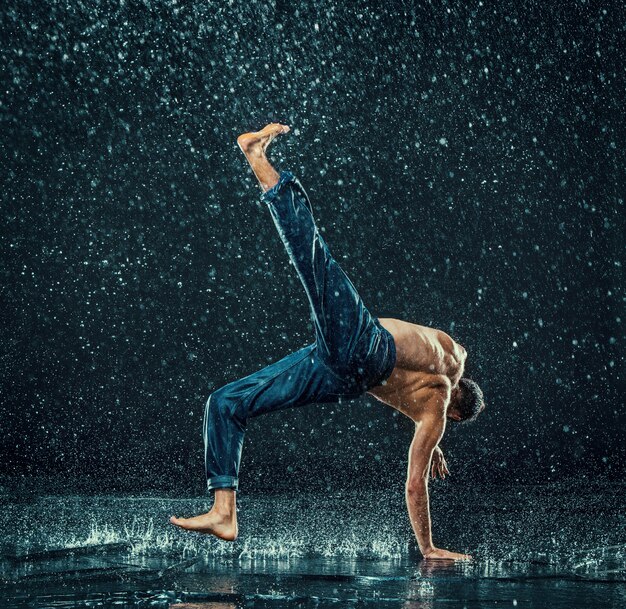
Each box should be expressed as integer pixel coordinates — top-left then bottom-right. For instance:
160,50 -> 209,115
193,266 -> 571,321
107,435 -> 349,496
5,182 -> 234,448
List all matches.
204,171 -> 397,491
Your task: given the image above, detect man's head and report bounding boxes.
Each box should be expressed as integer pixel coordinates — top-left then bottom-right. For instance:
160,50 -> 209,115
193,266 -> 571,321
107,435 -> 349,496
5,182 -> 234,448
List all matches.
447,378 -> 485,423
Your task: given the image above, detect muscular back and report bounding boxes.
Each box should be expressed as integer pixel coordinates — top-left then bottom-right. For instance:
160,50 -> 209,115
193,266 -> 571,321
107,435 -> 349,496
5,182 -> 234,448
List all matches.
367,318 -> 467,421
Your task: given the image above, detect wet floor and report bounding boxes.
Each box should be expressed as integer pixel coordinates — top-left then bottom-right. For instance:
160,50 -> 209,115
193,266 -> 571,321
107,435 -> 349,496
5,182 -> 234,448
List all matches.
1,481 -> 625,608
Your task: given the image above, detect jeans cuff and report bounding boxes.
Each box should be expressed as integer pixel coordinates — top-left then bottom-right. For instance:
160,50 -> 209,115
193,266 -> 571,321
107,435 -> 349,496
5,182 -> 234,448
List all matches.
260,170 -> 297,204
207,475 -> 238,491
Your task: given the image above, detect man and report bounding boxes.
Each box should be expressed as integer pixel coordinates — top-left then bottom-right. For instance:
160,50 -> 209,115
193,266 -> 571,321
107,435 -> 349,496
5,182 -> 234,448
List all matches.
171,123 -> 485,560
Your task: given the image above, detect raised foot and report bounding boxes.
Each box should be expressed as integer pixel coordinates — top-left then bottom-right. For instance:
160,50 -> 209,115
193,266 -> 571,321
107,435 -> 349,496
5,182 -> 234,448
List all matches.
237,123 -> 291,157
169,509 -> 238,541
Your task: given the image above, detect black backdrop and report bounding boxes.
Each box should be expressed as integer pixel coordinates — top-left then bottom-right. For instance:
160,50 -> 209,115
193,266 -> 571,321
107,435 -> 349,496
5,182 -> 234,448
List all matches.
2,0 -> 623,493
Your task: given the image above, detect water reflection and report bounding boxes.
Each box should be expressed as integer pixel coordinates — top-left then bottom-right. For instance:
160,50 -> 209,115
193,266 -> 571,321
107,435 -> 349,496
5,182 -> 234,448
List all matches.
171,605 -> 237,609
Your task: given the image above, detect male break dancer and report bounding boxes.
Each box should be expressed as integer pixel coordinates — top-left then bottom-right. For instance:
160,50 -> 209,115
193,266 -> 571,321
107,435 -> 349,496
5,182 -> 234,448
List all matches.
171,123 -> 485,560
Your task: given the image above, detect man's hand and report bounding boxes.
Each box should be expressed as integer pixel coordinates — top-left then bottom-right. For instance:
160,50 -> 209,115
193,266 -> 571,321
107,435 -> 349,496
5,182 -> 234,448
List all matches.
423,547 -> 472,561
430,446 -> 449,480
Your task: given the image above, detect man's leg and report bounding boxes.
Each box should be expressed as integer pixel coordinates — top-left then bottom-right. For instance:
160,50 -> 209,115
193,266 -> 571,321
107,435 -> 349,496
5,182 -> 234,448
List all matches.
238,123 -> 384,384
170,342 -> 351,537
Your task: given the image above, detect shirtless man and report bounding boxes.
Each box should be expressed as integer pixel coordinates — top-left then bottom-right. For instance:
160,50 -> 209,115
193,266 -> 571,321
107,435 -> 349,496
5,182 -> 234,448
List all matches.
171,123 -> 485,561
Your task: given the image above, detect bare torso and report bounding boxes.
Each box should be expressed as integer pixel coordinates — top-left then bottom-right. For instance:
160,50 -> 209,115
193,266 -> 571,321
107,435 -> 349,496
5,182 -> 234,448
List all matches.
367,318 -> 467,421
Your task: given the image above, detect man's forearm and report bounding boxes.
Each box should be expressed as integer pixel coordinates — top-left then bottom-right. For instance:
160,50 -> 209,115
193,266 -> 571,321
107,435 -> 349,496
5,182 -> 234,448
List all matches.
405,477 -> 434,554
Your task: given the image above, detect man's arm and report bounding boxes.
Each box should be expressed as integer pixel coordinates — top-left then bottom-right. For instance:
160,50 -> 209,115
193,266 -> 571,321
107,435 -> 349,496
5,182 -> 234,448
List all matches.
405,391 -> 472,560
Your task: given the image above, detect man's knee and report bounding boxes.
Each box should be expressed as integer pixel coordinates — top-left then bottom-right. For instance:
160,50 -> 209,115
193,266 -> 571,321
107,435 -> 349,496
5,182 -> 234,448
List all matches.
205,385 -> 245,425
205,387 -> 230,421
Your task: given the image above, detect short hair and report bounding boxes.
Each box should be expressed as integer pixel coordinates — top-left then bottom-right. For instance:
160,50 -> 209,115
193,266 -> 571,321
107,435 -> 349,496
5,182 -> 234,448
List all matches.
455,378 -> 485,422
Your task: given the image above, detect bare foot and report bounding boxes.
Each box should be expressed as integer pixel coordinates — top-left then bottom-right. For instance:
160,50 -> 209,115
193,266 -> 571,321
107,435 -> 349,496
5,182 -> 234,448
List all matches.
169,508 -> 238,541
422,547 -> 473,561
237,123 -> 290,158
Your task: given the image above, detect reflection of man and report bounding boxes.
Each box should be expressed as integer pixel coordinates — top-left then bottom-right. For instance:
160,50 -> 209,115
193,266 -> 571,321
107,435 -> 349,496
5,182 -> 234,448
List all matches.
171,123 -> 485,560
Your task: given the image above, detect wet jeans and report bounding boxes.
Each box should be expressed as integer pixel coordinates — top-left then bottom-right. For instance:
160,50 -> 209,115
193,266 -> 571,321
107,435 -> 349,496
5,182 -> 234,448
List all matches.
204,171 -> 397,491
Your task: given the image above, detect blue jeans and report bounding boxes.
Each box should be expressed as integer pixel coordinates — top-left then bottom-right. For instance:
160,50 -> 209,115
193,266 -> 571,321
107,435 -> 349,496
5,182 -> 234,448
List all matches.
204,171 -> 397,491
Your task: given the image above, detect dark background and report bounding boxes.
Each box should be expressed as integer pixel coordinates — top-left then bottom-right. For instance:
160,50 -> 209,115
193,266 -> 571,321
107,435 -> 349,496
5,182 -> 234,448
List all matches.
1,0 -> 623,494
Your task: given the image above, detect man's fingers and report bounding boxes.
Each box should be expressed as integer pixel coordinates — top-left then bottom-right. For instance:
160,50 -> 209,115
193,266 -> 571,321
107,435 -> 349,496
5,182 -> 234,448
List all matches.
440,458 -> 449,474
